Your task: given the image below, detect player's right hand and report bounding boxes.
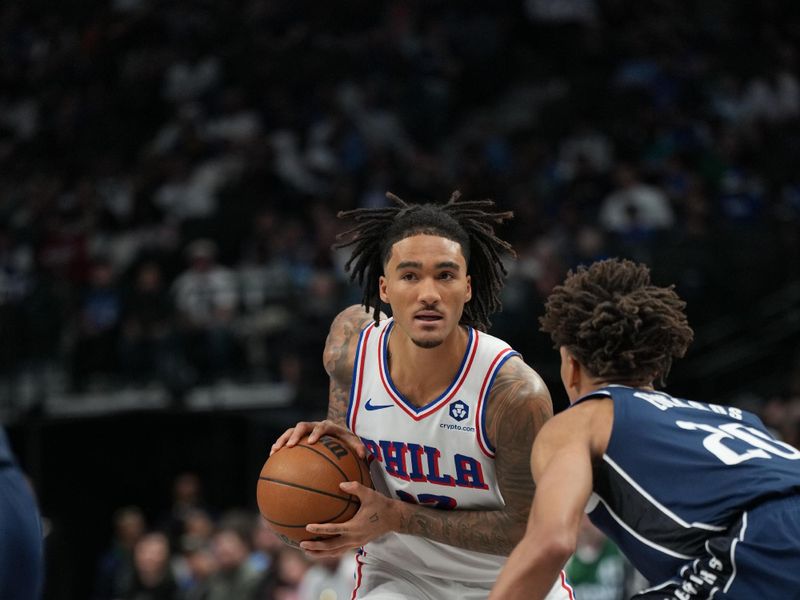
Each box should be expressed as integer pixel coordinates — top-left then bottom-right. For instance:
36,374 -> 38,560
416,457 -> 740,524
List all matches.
270,420 -> 367,460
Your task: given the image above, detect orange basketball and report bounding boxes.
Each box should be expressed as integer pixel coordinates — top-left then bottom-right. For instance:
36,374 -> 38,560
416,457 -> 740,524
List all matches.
256,434 -> 371,547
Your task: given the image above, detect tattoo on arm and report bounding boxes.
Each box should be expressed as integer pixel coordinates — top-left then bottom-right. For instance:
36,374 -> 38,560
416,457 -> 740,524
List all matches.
326,381 -> 349,427
323,305 -> 377,427
398,357 -> 553,555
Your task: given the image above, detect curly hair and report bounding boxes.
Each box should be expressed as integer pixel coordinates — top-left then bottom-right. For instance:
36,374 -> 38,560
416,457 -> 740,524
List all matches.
334,191 -> 515,331
539,258 -> 694,386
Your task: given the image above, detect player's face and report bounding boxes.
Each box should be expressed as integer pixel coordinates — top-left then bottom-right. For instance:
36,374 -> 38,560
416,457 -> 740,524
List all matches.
379,234 -> 472,349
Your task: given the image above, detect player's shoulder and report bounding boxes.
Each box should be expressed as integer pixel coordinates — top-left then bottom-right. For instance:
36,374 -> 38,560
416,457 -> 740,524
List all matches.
539,393 -> 614,456
483,354 -> 553,449
490,354 -> 550,404
330,304 -> 375,333
323,305 -> 382,379
485,355 -> 552,429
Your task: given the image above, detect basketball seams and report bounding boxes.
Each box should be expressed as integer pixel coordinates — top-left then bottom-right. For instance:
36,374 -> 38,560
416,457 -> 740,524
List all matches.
261,492 -> 358,528
259,477 -> 359,528
297,441 -> 352,479
295,440 -> 363,504
258,435 -> 372,545
258,476 -> 354,502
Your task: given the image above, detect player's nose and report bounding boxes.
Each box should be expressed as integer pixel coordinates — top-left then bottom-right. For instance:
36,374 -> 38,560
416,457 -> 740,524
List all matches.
417,277 -> 441,304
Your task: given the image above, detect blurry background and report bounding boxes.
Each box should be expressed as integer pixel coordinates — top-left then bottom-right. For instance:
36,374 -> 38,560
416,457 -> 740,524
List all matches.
2,1 -> 800,599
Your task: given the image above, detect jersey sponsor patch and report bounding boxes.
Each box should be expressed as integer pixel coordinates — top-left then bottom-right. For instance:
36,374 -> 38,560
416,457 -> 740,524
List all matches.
449,399 -> 469,421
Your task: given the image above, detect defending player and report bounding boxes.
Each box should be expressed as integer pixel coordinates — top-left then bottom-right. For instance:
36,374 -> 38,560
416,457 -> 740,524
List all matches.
0,427 -> 43,599
491,258 -> 800,599
272,193 -> 574,599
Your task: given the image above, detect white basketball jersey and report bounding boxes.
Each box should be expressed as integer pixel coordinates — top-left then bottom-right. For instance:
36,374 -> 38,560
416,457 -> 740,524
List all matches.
346,317 -> 518,584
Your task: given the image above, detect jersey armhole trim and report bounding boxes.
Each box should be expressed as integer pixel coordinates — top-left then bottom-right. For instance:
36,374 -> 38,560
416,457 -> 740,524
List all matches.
347,323 -> 375,432
476,348 -> 520,457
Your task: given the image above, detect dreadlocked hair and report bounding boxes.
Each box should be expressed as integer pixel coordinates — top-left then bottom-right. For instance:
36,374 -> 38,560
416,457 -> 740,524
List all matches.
334,191 -> 515,331
539,258 -> 694,386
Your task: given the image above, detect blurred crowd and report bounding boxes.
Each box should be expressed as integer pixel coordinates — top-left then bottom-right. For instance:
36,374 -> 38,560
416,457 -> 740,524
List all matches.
2,1 -> 800,424
83,473 -> 646,600
85,473 -> 357,600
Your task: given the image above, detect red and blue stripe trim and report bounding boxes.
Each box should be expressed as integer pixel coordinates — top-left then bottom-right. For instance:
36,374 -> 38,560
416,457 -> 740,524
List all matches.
378,319 -> 479,421
475,347 -> 519,457
347,323 -> 375,433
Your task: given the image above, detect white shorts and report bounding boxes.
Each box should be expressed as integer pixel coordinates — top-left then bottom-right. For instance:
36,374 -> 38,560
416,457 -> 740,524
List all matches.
350,552 -> 575,600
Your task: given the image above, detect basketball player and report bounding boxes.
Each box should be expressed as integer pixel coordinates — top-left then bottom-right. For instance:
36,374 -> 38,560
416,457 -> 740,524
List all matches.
491,258 -> 800,599
0,427 -> 43,599
271,193 -> 574,599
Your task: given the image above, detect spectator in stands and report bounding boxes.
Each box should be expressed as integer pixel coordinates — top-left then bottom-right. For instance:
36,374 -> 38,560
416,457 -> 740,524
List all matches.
127,532 -> 179,600
248,519 -> 283,575
206,527 -> 261,600
236,210 -> 294,381
254,547 -> 310,600
177,541 -> 217,600
94,506 -> 147,600
70,258 -> 123,391
158,473 -> 211,554
171,240 -> 238,383
598,162 -> 675,238
298,554 -> 358,600
119,261 -> 174,386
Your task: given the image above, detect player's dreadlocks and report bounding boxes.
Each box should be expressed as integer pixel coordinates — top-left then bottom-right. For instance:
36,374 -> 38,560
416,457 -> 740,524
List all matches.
539,258 -> 694,386
335,191 -> 515,332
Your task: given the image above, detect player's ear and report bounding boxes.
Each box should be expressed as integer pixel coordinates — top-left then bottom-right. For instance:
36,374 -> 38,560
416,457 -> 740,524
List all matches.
568,354 -> 583,390
560,346 -> 582,391
567,353 -> 589,391
464,274 -> 472,302
379,275 -> 389,304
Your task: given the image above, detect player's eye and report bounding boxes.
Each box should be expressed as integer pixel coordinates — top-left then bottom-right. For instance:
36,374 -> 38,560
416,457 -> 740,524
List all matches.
401,272 -> 417,281
438,272 -> 455,280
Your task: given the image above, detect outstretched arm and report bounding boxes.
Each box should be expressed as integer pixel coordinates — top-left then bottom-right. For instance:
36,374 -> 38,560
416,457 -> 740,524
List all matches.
303,356 -> 555,556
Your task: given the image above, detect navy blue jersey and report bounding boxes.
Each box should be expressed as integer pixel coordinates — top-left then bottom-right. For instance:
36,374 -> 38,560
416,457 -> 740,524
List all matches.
578,386 -> 800,585
0,426 -> 43,599
0,428 -> 15,467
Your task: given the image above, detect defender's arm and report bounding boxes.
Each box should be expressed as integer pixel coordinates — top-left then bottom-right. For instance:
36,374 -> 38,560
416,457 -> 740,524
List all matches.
490,397 -> 613,599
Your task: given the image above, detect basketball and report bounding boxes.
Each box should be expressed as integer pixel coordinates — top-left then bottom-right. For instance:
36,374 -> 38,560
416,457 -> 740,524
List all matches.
257,434 -> 371,547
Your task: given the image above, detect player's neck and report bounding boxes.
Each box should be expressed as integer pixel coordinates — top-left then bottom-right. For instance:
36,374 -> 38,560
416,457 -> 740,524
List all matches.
387,325 -> 469,406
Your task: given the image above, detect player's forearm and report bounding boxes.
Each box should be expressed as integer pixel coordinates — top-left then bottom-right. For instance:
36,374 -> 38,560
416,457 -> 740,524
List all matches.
489,531 -> 570,600
395,500 -> 524,555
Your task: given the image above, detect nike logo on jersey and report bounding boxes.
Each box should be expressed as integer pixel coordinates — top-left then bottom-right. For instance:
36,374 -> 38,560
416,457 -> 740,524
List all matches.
365,398 -> 394,411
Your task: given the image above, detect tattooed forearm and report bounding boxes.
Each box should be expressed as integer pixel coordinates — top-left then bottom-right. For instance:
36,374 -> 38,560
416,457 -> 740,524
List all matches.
398,502 -> 522,555
397,357 -> 554,555
323,305 -> 378,427
326,379 -> 350,426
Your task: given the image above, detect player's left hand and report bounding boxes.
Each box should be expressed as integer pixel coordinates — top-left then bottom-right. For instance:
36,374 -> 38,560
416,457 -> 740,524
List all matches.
300,481 -> 404,558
